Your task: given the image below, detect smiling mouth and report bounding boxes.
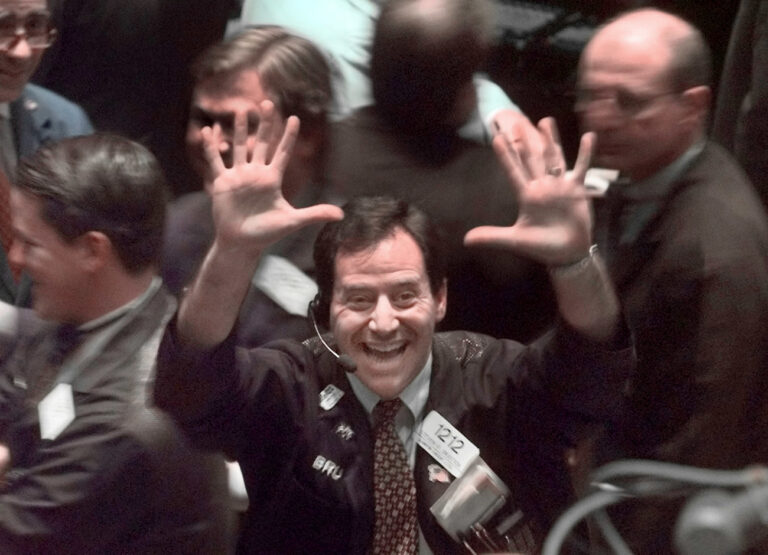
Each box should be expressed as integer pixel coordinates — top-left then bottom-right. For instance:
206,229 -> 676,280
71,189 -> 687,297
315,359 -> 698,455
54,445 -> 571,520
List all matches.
363,343 -> 407,360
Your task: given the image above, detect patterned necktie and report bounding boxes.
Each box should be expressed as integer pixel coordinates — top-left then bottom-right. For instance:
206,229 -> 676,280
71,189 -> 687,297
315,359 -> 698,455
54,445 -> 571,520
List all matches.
372,398 -> 418,554
0,114 -> 21,281
0,113 -> 17,277
0,166 -> 14,258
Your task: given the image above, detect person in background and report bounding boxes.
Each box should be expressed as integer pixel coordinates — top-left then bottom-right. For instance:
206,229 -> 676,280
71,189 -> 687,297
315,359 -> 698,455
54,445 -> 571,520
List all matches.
162,26 -> 337,347
239,0 -> 528,144
579,8 -> 768,551
0,134 -> 226,553
325,0 -> 557,341
0,0 -> 92,306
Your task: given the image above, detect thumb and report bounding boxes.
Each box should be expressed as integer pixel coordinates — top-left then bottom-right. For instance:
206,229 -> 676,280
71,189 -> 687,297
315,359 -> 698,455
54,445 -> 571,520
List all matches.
292,204 -> 345,228
464,225 -> 523,250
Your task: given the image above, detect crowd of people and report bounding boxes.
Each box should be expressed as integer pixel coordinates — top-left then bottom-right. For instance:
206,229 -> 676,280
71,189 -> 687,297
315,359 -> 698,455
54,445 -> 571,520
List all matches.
0,0 -> 766,553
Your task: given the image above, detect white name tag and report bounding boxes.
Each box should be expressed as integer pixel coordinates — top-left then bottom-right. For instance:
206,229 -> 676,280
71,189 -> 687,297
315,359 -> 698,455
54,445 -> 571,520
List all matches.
319,384 -> 344,410
416,411 -> 479,478
252,255 -> 318,316
38,383 -> 75,441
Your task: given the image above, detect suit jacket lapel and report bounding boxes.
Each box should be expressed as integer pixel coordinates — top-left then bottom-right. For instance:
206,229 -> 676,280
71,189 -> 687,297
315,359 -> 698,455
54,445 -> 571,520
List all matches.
71,286 -> 175,396
0,246 -> 16,302
610,239 -> 660,291
10,87 -> 55,158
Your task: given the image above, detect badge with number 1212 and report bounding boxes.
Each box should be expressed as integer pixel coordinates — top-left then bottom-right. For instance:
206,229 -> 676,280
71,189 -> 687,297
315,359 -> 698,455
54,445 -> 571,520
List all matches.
416,411 -> 479,478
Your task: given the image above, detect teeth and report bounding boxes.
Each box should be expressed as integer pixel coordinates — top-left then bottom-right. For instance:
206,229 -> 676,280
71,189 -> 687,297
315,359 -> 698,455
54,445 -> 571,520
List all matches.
365,343 -> 404,354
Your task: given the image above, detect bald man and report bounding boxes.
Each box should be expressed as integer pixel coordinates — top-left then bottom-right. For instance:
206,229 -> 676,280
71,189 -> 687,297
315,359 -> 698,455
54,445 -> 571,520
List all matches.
578,9 -> 768,551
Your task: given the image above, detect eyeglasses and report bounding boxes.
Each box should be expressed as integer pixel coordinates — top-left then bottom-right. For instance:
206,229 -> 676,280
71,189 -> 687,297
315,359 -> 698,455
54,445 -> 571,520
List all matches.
573,87 -> 681,117
0,11 -> 56,51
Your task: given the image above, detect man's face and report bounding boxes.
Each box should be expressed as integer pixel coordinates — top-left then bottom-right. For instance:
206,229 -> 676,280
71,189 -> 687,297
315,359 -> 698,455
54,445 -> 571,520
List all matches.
330,228 -> 447,400
576,30 -> 693,181
186,69 -> 279,189
0,0 -> 49,102
10,190 -> 89,323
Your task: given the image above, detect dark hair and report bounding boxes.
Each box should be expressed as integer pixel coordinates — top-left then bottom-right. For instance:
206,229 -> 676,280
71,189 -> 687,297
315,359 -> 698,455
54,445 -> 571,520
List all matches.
15,133 -> 168,273
192,25 -> 332,137
313,196 -> 446,328
370,0 -> 492,134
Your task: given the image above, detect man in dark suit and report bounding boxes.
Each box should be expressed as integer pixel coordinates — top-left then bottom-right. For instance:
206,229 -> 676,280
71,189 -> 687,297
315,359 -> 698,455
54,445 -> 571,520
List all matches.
0,134 -> 226,553
154,92 -> 634,552
0,0 -> 92,306
577,8 -> 768,551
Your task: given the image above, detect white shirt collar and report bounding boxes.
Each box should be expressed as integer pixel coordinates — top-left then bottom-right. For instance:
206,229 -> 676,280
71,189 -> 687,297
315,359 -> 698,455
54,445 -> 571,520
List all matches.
0,103 -> 9,119
346,352 -> 433,423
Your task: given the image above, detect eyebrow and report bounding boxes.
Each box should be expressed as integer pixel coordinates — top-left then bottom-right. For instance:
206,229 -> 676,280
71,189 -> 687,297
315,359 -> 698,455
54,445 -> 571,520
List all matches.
0,9 -> 51,18
337,277 -> 423,292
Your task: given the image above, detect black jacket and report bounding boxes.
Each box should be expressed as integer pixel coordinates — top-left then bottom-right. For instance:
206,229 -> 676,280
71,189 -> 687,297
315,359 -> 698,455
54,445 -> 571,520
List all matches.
155,321 -> 633,554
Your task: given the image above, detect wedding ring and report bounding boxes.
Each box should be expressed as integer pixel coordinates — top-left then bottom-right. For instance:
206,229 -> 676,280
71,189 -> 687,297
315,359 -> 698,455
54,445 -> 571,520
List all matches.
546,166 -> 563,177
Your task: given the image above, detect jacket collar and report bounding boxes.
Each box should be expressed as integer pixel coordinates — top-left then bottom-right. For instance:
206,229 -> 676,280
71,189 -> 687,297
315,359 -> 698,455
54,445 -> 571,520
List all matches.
10,86 -> 57,157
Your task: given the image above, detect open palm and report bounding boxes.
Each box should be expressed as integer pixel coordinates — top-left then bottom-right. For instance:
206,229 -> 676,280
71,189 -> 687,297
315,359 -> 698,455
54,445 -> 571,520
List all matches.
465,118 -> 595,267
204,100 -> 343,254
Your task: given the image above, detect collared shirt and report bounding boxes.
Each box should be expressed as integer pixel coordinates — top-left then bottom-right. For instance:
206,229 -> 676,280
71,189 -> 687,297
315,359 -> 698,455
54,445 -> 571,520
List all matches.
611,141 -> 705,246
53,277 -> 162,387
346,352 -> 432,467
346,352 -> 434,554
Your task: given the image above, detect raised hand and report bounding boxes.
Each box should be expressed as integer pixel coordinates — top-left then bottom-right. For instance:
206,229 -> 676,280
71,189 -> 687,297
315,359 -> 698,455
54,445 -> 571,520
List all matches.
177,102 -> 343,348
464,117 -> 595,267
203,100 -> 343,254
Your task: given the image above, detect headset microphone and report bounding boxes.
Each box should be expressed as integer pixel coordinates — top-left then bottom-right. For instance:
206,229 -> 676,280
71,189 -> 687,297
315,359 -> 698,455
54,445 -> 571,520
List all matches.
309,299 -> 357,372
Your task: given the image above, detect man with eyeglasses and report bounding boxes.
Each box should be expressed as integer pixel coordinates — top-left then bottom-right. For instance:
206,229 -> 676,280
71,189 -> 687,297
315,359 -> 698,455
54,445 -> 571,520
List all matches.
577,8 -> 768,552
0,0 -> 92,307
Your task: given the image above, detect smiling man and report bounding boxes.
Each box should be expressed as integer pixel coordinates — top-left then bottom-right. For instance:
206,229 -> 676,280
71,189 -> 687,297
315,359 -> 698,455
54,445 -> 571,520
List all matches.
0,134 -> 226,553
328,226 -> 444,399
0,0 -> 92,306
154,103 -> 634,553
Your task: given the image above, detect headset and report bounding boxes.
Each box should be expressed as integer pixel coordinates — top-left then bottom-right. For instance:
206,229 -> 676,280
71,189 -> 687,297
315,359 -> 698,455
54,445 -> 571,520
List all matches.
308,297 -> 357,371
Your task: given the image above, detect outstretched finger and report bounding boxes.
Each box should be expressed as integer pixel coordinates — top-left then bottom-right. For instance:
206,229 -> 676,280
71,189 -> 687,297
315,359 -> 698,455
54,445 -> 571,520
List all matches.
463,225 -> 548,256
232,110 -> 249,167
538,118 -> 566,178
571,132 -> 595,186
497,114 -> 541,179
252,100 -> 276,164
493,133 -> 531,193
293,203 -> 345,227
271,116 -> 300,174
463,225 -> 516,249
201,126 -> 226,176
464,225 -> 568,266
